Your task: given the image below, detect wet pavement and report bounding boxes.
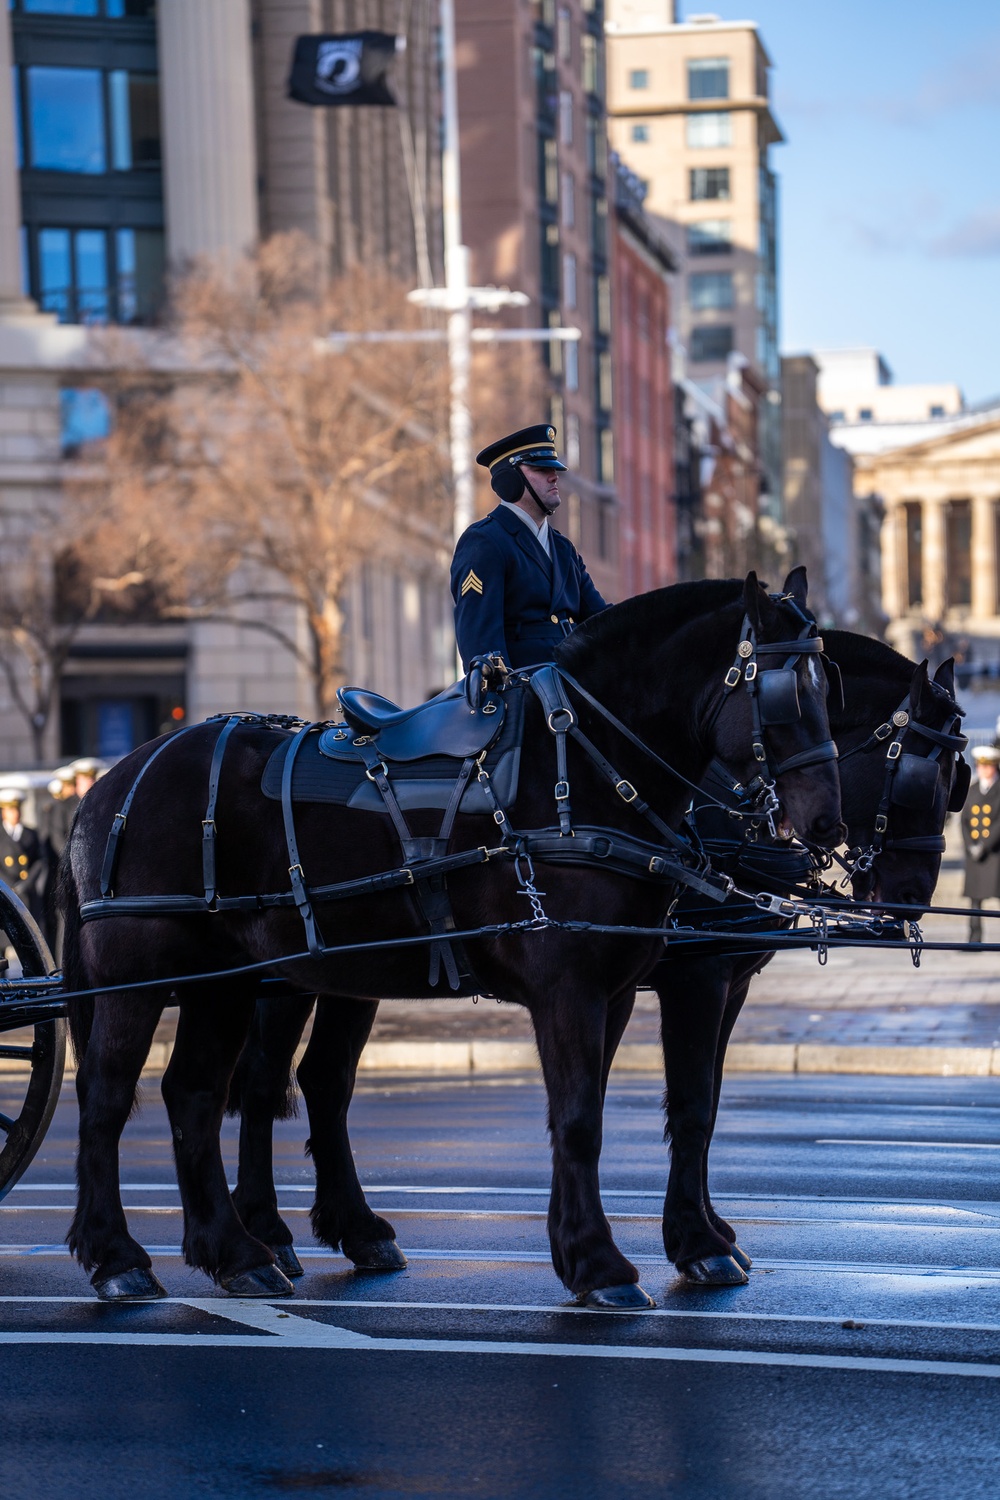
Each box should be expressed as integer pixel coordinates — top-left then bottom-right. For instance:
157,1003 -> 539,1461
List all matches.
4,1068 -> 1000,1497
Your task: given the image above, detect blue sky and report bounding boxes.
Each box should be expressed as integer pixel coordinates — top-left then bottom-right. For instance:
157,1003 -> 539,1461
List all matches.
710,0 -> 1000,402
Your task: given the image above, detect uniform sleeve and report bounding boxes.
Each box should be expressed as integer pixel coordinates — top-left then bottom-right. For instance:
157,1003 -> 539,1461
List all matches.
451,529 -> 510,672
574,551 -> 608,620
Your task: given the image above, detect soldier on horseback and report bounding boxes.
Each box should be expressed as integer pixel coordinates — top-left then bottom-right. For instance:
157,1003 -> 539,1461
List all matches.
450,424 -> 607,671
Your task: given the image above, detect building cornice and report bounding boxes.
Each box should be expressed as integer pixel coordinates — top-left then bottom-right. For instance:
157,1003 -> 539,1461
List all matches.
609,96 -> 784,143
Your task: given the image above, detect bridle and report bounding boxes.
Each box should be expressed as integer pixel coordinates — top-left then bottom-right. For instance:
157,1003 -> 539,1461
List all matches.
837,690 -> 968,878
709,593 -> 839,835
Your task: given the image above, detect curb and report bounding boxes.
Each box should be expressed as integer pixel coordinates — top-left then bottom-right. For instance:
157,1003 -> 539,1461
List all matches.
11,1039 -> 995,1083
121,1037 -> 1000,1079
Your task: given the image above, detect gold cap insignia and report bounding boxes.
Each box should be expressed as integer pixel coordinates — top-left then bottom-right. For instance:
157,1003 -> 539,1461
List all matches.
546,426 -> 555,440
461,569 -> 483,597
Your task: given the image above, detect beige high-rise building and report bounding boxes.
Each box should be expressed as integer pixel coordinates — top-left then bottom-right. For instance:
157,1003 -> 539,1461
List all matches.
604,3 -> 783,497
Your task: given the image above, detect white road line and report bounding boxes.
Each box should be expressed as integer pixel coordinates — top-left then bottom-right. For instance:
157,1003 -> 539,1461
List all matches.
6,1294 -> 1000,1336
0,1301 -> 998,1379
817,1139 -> 1000,1150
4,1243 -> 1000,1280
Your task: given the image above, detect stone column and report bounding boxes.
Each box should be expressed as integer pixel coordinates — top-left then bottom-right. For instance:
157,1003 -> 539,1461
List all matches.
879,497 -> 903,621
0,10 -> 34,315
971,494 -> 996,622
921,497 -> 946,622
255,0 -> 333,257
157,0 -> 259,262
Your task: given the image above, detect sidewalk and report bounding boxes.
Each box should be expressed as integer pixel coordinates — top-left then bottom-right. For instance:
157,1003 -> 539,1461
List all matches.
131,832 -> 1000,1080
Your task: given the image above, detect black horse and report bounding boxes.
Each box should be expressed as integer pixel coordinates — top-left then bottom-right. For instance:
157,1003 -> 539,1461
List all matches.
655,636 -> 966,1285
226,628 -> 965,1295
62,571 -> 843,1307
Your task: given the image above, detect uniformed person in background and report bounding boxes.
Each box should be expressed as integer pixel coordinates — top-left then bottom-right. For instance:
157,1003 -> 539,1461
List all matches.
0,787 -> 43,918
36,765 -> 77,955
450,424 -> 607,672
961,746 -> 1000,943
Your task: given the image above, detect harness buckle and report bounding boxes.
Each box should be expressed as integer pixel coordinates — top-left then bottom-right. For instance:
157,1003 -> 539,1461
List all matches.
615,779 -> 638,803
493,809 -> 506,825
547,707 -> 575,733
753,741 -> 767,763
724,666 -> 742,689
649,856 -> 665,875
873,722 -> 893,741
886,740 -> 902,761
365,760 -> 390,782
744,661 -> 758,683
554,780 -> 570,801
875,814 -> 888,833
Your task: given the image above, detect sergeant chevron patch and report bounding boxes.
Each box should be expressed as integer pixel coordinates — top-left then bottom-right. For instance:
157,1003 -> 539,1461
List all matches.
461,569 -> 484,597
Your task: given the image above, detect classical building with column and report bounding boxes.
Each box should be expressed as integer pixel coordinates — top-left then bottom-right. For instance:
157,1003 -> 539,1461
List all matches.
854,410 -> 1000,665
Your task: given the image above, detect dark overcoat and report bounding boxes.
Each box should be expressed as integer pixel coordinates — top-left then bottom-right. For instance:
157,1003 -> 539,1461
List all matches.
0,822 -> 42,901
450,504 -> 607,671
961,778 -> 1000,900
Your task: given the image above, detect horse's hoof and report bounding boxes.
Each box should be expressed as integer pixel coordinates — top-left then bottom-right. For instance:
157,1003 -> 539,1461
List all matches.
93,1268 -> 167,1303
583,1283 -> 655,1310
683,1255 -> 749,1287
729,1243 -> 752,1273
221,1263 -> 295,1297
271,1244 -> 305,1279
348,1239 -> 407,1271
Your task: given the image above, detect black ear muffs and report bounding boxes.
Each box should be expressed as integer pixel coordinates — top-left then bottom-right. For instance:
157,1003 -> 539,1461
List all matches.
949,757 -> 972,813
757,669 -> 801,726
491,465 -> 525,503
891,753 -> 942,811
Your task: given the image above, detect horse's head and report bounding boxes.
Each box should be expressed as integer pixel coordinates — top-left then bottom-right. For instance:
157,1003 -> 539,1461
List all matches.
711,567 -> 845,849
839,657 -> 967,917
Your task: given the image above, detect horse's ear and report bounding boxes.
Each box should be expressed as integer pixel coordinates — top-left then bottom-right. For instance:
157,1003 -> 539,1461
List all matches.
782,566 -> 809,609
743,571 -> 777,633
909,658 -> 931,713
933,657 -> 956,698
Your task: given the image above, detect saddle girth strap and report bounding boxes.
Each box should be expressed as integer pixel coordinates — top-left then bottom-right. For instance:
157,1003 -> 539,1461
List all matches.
202,715 -> 241,906
100,723 -> 202,899
280,724 -> 325,957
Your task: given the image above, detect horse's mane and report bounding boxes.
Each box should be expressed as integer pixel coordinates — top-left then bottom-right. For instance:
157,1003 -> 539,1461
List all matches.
824,628 -> 960,730
557,579 -> 745,671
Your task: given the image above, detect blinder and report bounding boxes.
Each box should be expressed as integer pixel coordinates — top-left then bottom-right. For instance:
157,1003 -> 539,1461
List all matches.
949,756 -> 972,814
757,668 -> 801,727
890,752 -> 941,811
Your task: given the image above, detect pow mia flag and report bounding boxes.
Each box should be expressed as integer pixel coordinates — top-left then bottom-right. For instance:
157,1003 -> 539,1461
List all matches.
288,32 -> 399,107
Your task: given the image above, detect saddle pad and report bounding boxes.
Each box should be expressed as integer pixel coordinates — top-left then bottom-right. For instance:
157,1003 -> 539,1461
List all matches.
260,685 -> 525,816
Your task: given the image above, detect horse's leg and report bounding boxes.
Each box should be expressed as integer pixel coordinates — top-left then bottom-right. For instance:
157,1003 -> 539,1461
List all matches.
702,965 -> 759,1270
531,979 -> 653,1309
296,997 -> 405,1270
231,993 -> 317,1278
68,991 -> 167,1301
658,957 -> 748,1286
161,986 -> 293,1297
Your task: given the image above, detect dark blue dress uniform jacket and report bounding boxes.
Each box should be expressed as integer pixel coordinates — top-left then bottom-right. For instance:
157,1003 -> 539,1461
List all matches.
451,504 -> 607,671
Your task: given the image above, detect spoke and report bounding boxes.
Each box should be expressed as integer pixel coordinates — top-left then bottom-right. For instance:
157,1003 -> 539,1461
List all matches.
0,1110 -> 16,1133
0,1045 -> 33,1061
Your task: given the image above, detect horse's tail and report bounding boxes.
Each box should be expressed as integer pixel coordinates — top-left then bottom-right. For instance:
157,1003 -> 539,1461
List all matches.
225,1001 -> 301,1121
57,844 -> 94,1065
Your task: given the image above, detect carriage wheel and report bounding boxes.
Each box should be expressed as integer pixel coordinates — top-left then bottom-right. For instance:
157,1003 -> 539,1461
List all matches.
0,887 -> 65,1204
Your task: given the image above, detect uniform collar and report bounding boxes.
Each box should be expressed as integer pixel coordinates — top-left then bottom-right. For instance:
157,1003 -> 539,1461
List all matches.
500,500 -> 550,554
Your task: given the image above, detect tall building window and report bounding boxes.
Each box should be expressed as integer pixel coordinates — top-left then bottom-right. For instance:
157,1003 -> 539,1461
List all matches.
565,338 -> 579,392
25,68 -> 106,172
565,414 -> 581,470
687,57 -> 730,100
690,325 -> 733,362
628,69 -> 649,89
690,271 -> 734,310
687,219 -> 731,255
557,5 -> 572,61
559,89 -> 574,145
599,429 -> 615,486
946,500 -> 972,608
582,34 -> 600,96
596,273 -> 611,333
598,351 -> 613,411
690,166 -> 730,200
561,171 -> 575,228
686,111 -> 732,149
631,123 -> 650,143
563,251 -> 577,309
541,138 -> 558,203
904,502 -> 923,608
32,224 -> 163,323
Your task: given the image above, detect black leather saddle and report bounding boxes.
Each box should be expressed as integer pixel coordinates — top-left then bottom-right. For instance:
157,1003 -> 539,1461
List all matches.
325,679 -> 506,763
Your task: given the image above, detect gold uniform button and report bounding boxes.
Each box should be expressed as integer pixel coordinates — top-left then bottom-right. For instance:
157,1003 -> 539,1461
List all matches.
973,805 -> 982,814
18,854 -> 27,865
550,614 -> 559,624
3,856 -> 12,867
18,871 -> 26,880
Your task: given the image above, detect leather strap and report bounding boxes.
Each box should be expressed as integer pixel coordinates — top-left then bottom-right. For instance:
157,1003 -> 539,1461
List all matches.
100,724 -> 201,898
201,715 -> 241,906
281,724 -> 324,956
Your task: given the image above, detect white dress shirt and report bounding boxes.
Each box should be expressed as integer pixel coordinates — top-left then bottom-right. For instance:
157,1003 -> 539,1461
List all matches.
501,500 -> 550,557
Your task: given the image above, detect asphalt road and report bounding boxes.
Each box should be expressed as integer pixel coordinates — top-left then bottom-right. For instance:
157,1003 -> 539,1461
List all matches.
4,1069 -> 1000,1499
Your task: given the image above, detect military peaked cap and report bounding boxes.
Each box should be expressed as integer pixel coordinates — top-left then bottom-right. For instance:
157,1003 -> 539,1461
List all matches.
475,424 -> 567,474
